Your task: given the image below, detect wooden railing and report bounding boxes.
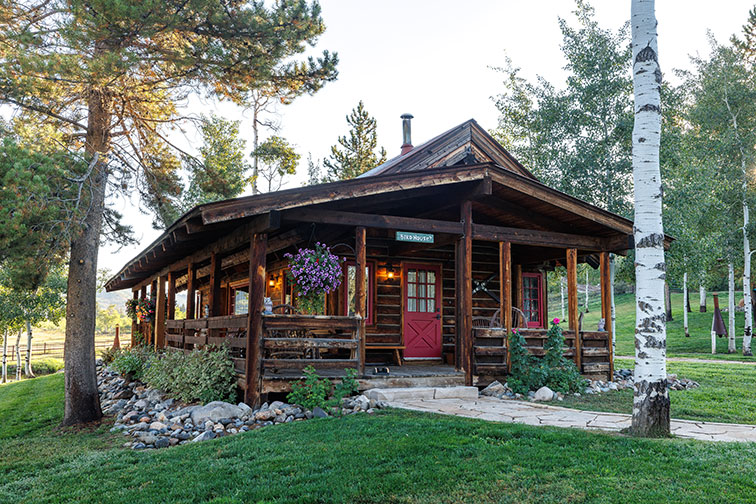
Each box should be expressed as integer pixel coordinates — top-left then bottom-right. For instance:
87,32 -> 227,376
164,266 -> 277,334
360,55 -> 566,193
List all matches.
472,327 -> 611,379
261,314 -> 360,373
165,315 -> 248,375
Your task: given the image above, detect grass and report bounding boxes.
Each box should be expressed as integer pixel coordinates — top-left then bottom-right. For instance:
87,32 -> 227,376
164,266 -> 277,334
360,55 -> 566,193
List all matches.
3,373 -> 756,503
549,291 -> 754,359
560,359 -> 756,425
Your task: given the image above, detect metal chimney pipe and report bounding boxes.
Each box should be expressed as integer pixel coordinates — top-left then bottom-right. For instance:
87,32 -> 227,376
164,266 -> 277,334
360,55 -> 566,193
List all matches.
400,113 -> 414,155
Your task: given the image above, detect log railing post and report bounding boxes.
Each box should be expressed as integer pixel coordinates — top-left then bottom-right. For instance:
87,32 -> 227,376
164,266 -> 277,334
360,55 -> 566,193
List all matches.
154,274 -> 167,349
566,248 -> 580,370
245,233 -> 267,406
499,241 -> 512,371
355,226 -> 367,376
599,251 -> 613,378
461,201 -> 473,386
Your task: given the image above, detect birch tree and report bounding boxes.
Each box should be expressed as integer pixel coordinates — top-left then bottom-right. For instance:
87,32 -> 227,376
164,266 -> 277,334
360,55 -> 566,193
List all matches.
630,0 -> 669,437
686,41 -> 756,356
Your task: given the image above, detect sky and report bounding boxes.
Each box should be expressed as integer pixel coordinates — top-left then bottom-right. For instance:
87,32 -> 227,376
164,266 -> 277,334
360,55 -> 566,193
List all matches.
100,0 -> 756,276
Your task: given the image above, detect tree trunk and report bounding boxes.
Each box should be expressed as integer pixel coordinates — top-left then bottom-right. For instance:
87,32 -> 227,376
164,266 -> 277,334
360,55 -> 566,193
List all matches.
630,0 -> 669,437
664,282 -> 673,321
699,284 -> 707,312
584,269 -> 590,313
1,329 -> 7,383
62,89 -> 109,426
683,272 -> 690,337
560,274 -> 565,320
729,263 -> 737,353
252,105 -> 259,195
15,329 -> 22,381
25,319 -> 34,377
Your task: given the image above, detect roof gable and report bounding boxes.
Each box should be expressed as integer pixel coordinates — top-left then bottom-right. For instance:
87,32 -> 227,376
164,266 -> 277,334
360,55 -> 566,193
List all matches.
359,119 -> 538,180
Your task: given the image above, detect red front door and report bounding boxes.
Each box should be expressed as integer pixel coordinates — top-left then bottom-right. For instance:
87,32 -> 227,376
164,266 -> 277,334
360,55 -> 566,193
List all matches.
403,263 -> 442,359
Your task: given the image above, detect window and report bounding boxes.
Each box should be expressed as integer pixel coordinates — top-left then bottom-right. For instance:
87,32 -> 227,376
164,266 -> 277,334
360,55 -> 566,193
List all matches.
406,267 -> 437,313
231,287 -> 249,315
344,261 -> 374,324
522,273 -> 543,328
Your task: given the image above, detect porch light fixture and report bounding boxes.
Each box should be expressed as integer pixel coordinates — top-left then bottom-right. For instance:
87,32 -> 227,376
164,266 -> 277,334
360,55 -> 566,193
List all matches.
386,263 -> 395,279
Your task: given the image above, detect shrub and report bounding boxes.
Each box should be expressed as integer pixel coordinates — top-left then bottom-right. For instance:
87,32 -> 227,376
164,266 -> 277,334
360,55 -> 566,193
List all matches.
144,345 -> 236,404
287,366 -> 360,411
111,346 -> 153,381
100,346 -> 119,365
506,319 -> 584,395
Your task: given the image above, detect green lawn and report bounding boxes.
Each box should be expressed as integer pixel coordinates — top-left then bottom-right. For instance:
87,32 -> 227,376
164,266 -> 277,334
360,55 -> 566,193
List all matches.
560,359 -> 756,425
3,373 -> 756,503
550,291 -> 755,359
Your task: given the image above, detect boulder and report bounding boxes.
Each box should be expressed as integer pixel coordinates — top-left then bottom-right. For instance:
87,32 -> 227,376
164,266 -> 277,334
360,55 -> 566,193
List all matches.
190,401 -> 245,425
533,386 -> 555,402
480,380 -> 507,397
154,437 -> 170,449
192,431 -> 216,443
149,421 -> 167,431
312,406 -> 328,418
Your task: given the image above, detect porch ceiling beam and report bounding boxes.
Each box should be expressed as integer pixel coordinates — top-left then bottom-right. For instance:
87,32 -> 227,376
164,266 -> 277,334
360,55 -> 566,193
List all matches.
283,208 -> 626,252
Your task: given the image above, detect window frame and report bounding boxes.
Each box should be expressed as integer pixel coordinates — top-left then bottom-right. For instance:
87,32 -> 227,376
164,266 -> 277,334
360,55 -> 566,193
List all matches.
521,272 -> 543,328
342,260 -> 375,325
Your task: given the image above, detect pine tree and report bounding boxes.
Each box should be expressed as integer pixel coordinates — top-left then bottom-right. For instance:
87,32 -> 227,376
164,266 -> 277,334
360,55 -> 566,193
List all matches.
251,136 -> 300,192
0,0 -> 338,425
323,101 -> 387,181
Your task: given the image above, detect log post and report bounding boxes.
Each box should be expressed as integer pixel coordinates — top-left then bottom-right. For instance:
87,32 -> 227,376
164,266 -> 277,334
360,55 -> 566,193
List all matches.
167,271 -> 176,321
245,233 -> 267,406
461,201 -> 473,386
186,262 -> 195,320
154,275 -> 167,349
600,252 -> 613,378
355,226 -> 367,376
566,248 -> 580,370
140,285 -> 148,344
209,252 -> 222,317
131,290 -> 138,347
499,242 -> 512,371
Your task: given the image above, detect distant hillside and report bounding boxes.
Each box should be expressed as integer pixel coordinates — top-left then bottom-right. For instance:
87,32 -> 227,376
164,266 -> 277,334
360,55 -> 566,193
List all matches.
97,289 -> 131,311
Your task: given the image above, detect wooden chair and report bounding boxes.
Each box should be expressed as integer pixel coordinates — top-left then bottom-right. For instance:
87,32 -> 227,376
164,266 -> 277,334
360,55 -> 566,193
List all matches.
489,308 -> 529,329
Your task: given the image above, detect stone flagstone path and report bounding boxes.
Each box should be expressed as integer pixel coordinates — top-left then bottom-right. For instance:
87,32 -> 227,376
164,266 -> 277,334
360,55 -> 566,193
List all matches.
387,396 -> 756,443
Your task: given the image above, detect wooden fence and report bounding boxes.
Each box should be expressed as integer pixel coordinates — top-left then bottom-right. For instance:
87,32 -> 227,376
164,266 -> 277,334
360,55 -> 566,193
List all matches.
4,341 -> 115,360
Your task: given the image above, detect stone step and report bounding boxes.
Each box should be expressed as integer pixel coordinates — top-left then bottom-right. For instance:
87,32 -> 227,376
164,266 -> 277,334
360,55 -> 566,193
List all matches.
363,386 -> 479,402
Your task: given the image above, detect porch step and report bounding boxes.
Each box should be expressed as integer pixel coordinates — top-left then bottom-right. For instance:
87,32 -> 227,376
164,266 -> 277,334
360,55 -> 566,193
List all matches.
363,386 -> 479,402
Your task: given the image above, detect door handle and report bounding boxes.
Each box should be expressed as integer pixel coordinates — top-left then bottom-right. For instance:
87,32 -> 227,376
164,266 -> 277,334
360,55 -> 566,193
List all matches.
435,314 -> 441,320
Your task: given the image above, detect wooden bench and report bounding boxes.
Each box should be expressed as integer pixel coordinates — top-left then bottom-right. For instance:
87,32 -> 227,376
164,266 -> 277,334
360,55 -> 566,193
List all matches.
365,344 -> 404,366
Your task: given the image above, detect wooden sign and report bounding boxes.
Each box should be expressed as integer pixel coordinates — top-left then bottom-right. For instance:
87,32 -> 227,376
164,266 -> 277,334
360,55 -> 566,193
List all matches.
395,231 -> 434,244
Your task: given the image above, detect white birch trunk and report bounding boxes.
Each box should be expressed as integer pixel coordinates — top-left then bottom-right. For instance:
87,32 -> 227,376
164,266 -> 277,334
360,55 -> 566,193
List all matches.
683,272 -> 689,337
25,319 -> 34,377
610,254 -> 616,362
699,284 -> 706,312
631,0 -> 669,436
729,263 -> 737,353
743,205 -> 753,355
2,329 -> 7,384
560,275 -> 565,320
584,269 -> 590,313
711,315 -> 717,354
14,329 -> 21,381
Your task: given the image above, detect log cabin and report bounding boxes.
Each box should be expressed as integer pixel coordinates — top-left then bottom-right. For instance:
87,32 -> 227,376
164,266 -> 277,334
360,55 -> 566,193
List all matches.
105,116 -> 669,405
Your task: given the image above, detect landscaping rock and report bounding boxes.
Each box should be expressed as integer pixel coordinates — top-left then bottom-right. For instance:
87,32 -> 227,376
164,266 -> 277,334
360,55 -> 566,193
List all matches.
312,406 -> 328,418
533,386 -> 555,402
480,380 -> 507,398
192,431 -> 216,443
154,438 -> 171,449
190,401 -> 245,425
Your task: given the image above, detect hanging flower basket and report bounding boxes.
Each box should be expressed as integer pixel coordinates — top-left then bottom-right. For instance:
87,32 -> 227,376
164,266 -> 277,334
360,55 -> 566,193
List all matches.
126,297 -> 155,323
284,243 -> 344,314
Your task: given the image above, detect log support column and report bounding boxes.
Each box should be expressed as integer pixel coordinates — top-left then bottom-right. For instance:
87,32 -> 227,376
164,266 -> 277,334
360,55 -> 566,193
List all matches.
599,251 -> 613,378
167,271 -> 176,321
566,248 -> 581,370
186,263 -> 196,320
461,201 -> 473,386
154,275 -> 167,349
131,290 -> 138,347
209,252 -> 222,317
355,227 -> 367,376
245,233 -> 267,406
499,242 -> 512,370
